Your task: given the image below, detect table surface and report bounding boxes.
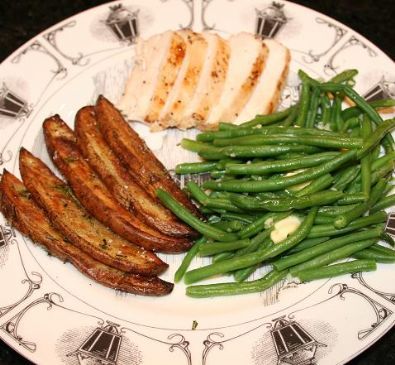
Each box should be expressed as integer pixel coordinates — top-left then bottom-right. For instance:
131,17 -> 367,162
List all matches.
0,0 -> 394,364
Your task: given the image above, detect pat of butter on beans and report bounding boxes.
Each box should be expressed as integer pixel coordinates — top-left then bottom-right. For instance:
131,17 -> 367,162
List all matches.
270,215 -> 302,244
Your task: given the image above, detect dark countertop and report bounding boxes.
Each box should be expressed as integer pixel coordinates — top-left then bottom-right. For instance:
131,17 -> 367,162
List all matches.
0,1 -> 394,364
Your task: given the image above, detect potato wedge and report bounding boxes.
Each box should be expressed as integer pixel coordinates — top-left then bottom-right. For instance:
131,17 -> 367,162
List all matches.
95,96 -> 202,217
75,106 -> 195,238
19,148 -> 167,275
0,170 -> 173,295
43,115 -> 192,253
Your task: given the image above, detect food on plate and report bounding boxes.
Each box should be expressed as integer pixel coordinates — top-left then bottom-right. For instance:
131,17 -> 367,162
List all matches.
75,105 -> 195,238
43,114 -> 192,253
95,95 -> 203,217
0,171 -> 173,296
159,69 -> 395,298
119,30 -> 290,130
19,148 -> 167,275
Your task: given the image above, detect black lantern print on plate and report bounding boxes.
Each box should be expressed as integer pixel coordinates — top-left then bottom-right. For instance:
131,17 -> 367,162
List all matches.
363,77 -> 395,102
68,321 -> 122,365
271,316 -> 326,365
0,224 -> 14,249
105,4 -> 139,44
0,83 -> 30,119
386,213 -> 395,236
255,2 -> 287,39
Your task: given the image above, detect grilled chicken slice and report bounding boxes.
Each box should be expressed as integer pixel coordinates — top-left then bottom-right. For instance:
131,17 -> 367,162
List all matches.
119,31 -> 186,123
0,171 -> 173,295
95,95 -> 202,217
145,32 -> 186,123
157,30 -> 208,129
19,148 -> 167,275
204,33 -> 268,129
179,32 -> 230,129
43,116 -> 191,253
75,106 -> 195,238
235,39 -> 290,123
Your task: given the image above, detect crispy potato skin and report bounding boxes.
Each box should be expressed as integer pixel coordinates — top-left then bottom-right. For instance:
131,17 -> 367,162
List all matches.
43,116 -> 192,253
19,148 -> 168,275
74,106 -> 195,238
95,96 -> 202,217
0,171 -> 173,295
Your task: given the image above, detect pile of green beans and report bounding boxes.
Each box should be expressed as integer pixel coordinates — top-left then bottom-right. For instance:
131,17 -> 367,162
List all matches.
156,69 -> 395,298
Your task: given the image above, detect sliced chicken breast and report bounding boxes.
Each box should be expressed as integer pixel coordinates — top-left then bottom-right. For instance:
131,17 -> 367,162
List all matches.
145,32 -> 186,123
204,33 -> 268,129
235,39 -> 290,123
156,30 -> 208,130
119,31 -> 186,123
179,32 -> 230,129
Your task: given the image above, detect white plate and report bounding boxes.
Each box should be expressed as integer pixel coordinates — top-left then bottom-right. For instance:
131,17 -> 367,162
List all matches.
0,1 -> 394,364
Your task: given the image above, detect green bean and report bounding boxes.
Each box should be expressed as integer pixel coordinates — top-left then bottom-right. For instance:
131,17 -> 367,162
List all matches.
156,189 -> 238,242
306,87 -> 321,128
294,174 -> 334,197
237,212 -> 273,238
330,69 -> 358,84
353,249 -> 395,263
273,227 -> 382,271
336,192 -> 367,205
314,215 -> 335,224
371,152 -> 395,171
231,190 -> 343,212
332,165 -> 360,191
211,220 -> 245,232
200,144 -> 322,160
307,211 -> 387,238
369,244 -> 395,257
212,252 -> 234,263
239,105 -> 295,129
186,181 -> 242,213
298,70 -> 321,87
341,99 -> 395,121
290,239 -> 377,275
288,237 -> 330,254
174,237 -> 206,282
370,161 -> 394,186
218,122 -> 237,131
212,134 -> 362,149
371,194 -> 395,213
334,178 -> 387,228
357,118 -> 395,158
197,124 -> 340,143
295,80 -> 311,127
320,83 -> 384,126
239,212 -> 291,238
331,96 -> 344,132
184,208 -> 317,284
225,152 -> 339,176
180,139 -> 215,153
318,204 -> 357,216
341,117 -> 360,133
380,233 -> 395,247
186,269 -> 287,298
199,239 -> 251,256
233,238 -> 274,282
220,212 -> 256,224
215,159 -> 243,170
320,94 -> 331,125
360,116 -> 372,196
281,103 -> 300,127
175,161 -> 217,174
203,150 -> 357,193
295,259 -> 376,282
